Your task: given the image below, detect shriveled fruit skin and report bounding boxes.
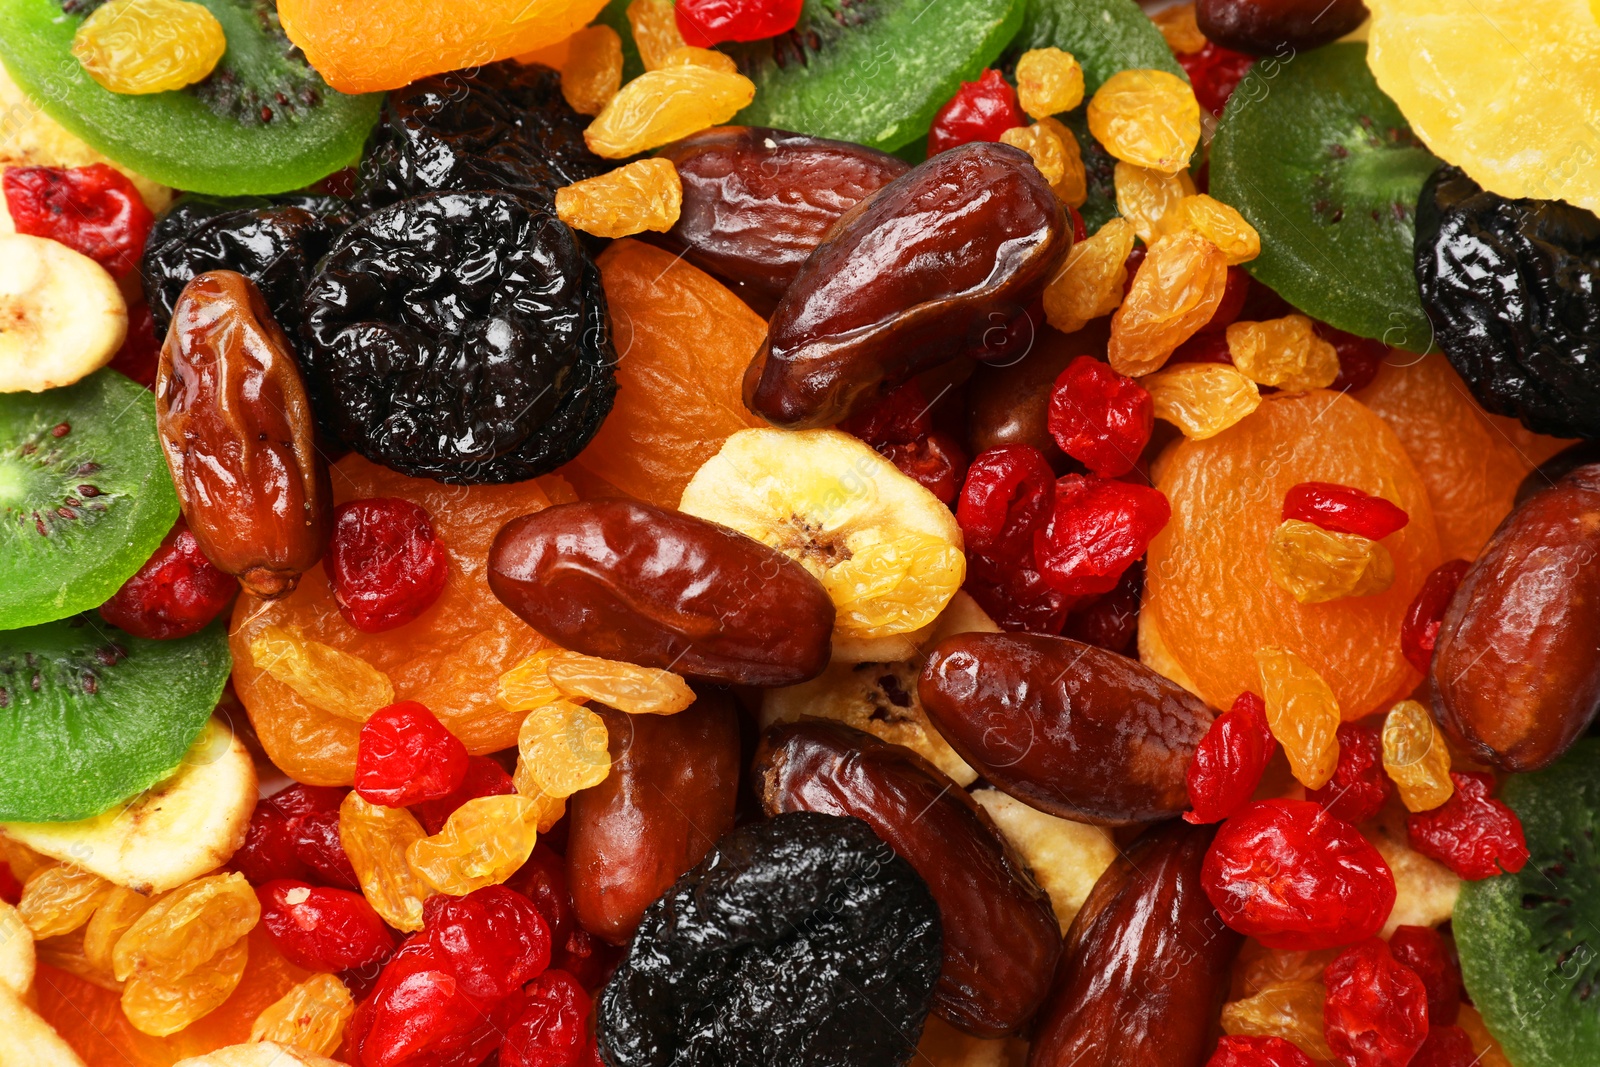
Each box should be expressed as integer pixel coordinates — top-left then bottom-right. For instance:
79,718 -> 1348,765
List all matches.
1145,391 -> 1442,719
967,320 -> 1109,464
583,66 -> 755,159
230,454 -> 558,785
555,158 -> 682,239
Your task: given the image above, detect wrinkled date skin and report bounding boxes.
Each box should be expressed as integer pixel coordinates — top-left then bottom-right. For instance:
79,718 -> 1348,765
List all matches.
1431,464 -> 1600,771
1196,0 -> 1369,54
568,693 -> 740,946
744,142 -> 1070,428
1030,821 -> 1242,1067
755,720 -> 1061,1037
919,632 -> 1214,824
487,499 -> 834,686
657,126 -> 910,303
155,270 -> 331,599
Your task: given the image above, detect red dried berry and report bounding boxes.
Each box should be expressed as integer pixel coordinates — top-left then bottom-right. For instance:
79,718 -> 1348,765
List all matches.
1061,559 -> 1143,653
1282,483 -> 1410,540
1169,329 -> 1235,367
327,498 -> 450,633
1323,937 -> 1431,1067
347,933 -> 522,1067
927,69 -> 1024,155
1068,206 -> 1087,243
99,521 -> 235,640
1400,559 -> 1471,675
500,969 -> 592,1067
555,928 -> 623,992
1202,798 -> 1396,950
1177,41 -> 1255,117
506,843 -> 575,948
1206,1034 -> 1317,1067
1121,245 -> 1147,300
233,784 -> 348,886
2,163 -> 153,276
413,755 -> 517,835
1410,1026 -> 1476,1067
1406,772 -> 1529,881
423,886 -> 552,1000
1034,474 -> 1170,596
879,432 -> 969,504
1046,356 -> 1154,477
294,808 -> 361,890
673,0 -> 802,45
838,380 -> 933,446
1185,691 -> 1276,825
1306,722 -> 1393,825
0,862 -> 21,906
964,563 -> 1075,635
109,301 -> 161,390
1316,323 -> 1389,394
258,878 -> 396,973
1387,925 -> 1462,1026
355,700 -> 469,808
272,783 -> 349,819
957,445 -> 1057,563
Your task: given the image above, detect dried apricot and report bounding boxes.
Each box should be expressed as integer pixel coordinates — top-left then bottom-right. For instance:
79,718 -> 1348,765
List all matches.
546,651 -> 695,715
1142,363 -> 1261,440
1226,315 -> 1340,392
112,872 -> 259,982
556,158 -> 682,239
248,972 -> 353,1056
1108,230 -> 1229,377
1114,162 -> 1196,244
1086,69 -> 1200,174
406,794 -> 542,896
1043,216 -> 1136,335
583,66 -> 756,159
338,792 -> 433,931
517,701 -> 612,798
562,24 -> 623,116
121,935 -> 248,1037
1015,48 -> 1085,119
1267,520 -> 1395,604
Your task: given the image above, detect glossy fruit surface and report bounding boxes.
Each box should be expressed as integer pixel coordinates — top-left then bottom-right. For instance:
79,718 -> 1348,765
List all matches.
1186,692 -> 1276,825
674,0 -> 803,44
71,0 -> 226,95
1388,925 -> 1462,1026
501,969 -> 592,1067
413,755 -> 517,837
1206,1035 -> 1316,1067
928,69 -> 1024,154
99,521 -> 234,640
422,886 -> 551,1000
3,163 -> 151,276
1322,937 -> 1430,1067
354,701 -> 468,808
257,879 -> 395,973
326,499 -> 449,634
1406,773 -> 1529,881
1305,723 -> 1392,824
1399,560 -> 1470,676
1196,0 -> 1369,55
1046,356 -> 1152,477
1034,474 -> 1170,596
1281,483 -> 1408,540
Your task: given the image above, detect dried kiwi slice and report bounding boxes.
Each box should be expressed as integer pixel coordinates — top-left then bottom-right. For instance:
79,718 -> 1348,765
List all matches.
1455,740 -> 1600,1067
1003,0 -> 1183,95
1210,43 -> 1439,352
0,615 -> 230,822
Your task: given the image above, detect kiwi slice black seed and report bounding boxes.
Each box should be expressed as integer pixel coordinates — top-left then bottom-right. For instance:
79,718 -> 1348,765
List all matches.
0,369 -> 179,631
1455,740 -> 1600,1067
0,614 -> 230,822
1210,43 -> 1439,352
1003,0 -> 1184,96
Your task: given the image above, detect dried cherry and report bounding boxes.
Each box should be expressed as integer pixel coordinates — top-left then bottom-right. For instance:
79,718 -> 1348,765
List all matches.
3,163 -> 152,276
502,969 -> 592,1067
1387,925 -> 1461,1026
956,445 -> 1056,567
1317,323 -> 1388,394
354,701 -> 469,807
234,784 -> 348,885
347,933 -> 522,1067
840,382 -> 969,504
413,755 -> 517,835
1281,483 -> 1409,540
257,878 -> 396,972
928,69 -> 1024,155
422,886 -> 552,1000
1178,43 -> 1256,117
1206,1035 -> 1316,1067
1322,937 -> 1431,1067
99,520 -> 235,640
1410,1026 -> 1476,1067
327,498 -> 450,633
1305,723 -> 1392,825
1061,559 -> 1143,654
675,0 -> 803,45
1046,356 -> 1153,478
1033,474 -> 1170,596
1185,691 -> 1276,825
1405,772 -> 1529,880
1400,559 -> 1470,675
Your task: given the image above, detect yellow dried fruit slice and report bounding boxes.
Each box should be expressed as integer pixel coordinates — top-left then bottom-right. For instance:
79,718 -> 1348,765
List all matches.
406,794 -> 542,896
546,651 -> 695,715
248,625 -> 395,723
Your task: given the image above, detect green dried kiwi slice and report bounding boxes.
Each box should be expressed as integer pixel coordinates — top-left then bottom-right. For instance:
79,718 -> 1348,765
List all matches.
1002,0 -> 1183,97
1210,43 -> 1439,352
1455,740 -> 1600,1067
0,369 -> 178,630
0,0 -> 382,196
0,615 -> 230,821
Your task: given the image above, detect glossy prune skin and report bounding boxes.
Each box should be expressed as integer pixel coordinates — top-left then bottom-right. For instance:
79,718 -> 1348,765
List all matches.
755,720 -> 1061,1038
1431,464 -> 1600,771
918,632 -> 1214,824
487,499 -> 833,686
568,693 -> 740,946
1029,821 -> 1241,1067
597,811 -> 941,1067
1196,0 -> 1369,55
744,142 -> 1070,429
656,127 -> 910,302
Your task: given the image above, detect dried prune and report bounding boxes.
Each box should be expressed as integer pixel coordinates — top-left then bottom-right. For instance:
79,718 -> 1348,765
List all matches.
301,191 -> 617,484
1415,165 -> 1600,438
596,811 -> 941,1067
359,61 -> 607,211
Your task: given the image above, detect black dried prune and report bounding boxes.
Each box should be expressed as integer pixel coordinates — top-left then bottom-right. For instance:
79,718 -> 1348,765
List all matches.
1415,165 -> 1600,438
597,811 -> 942,1067
358,61 -> 607,211
301,191 -> 617,484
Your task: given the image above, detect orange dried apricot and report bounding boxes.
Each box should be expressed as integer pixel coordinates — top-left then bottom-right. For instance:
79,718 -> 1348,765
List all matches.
561,24 -> 623,116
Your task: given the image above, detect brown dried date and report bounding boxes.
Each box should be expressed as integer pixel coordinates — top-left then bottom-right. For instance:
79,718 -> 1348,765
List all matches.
657,126 -> 910,305
918,632 -> 1214,824
154,270 -> 331,599
743,142 -> 1070,429
568,692 -> 740,945
1029,821 -> 1241,1067
755,719 -> 1062,1038
487,499 -> 834,685
1431,463 -> 1600,771
966,320 -> 1110,468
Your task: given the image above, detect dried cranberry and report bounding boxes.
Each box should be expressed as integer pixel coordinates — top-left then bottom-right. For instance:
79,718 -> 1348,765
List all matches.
506,844 -> 575,948
1046,356 -> 1153,477
1034,474 -> 1170,596
838,380 -> 934,445
1400,559 -> 1471,675
109,301 -> 161,390
414,755 -> 517,835
554,927 -> 623,992
674,0 -> 803,45
880,432 -> 969,504
1185,692 -> 1276,825
258,879 -> 396,972
99,521 -> 235,640
1410,1026 -> 1476,1067
1282,483 -> 1410,540
1061,559 -> 1142,653
1323,937 -> 1431,1067
327,498 -> 450,633
234,784 -> 348,886
957,445 -> 1057,565
1169,329 -> 1235,367
1306,723 -> 1393,825
295,808 -> 361,890
1177,42 -> 1256,117
1387,925 -> 1461,1026
0,862 -> 21,905
423,886 -> 552,1000
2,163 -> 153,276
964,563 -> 1075,635
1202,798 -> 1396,950
927,69 -> 1024,156
1316,323 -> 1389,394
1206,1035 -> 1316,1067
348,934 -> 521,1067
355,701 -> 469,808
840,381 -> 969,503
1406,772 -> 1529,880
272,783 -> 349,818
500,969 -> 592,1067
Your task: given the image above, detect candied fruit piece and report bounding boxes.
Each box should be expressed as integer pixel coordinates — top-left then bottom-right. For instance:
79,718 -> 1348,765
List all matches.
496,647 -> 571,714
1323,937 -> 1430,1067
556,158 -> 683,239
249,972 -> 354,1055
628,0 -> 689,69
957,443 -> 1056,573
1382,700 -> 1455,813
1108,230 -> 1230,377
1207,1035 -> 1317,1067
1399,559 -> 1471,676
18,865 -> 111,939
1043,217 -> 1136,334
562,25 -> 624,116
999,123 -> 1068,187
1255,646 -> 1341,789
406,794 -> 543,896
338,792 -> 433,931
355,700 -> 470,808
1388,925 -> 1462,1027
1015,48 -> 1085,119
121,934 -> 248,1037
1405,772 -> 1528,880
1170,195 -> 1261,265
1143,363 -> 1261,440
1034,116 -> 1088,207
1268,520 -> 1395,604
1086,69 -> 1200,174
546,651 -> 695,715
1152,4 -> 1208,54
1046,355 -> 1153,478
72,0 -> 225,95
1281,483 -> 1410,540
1033,474 -> 1170,596
1306,723 -> 1393,824
1226,315 -> 1341,393
517,701 -> 613,798
111,873 -> 259,983
583,66 -> 756,159
1221,982 -> 1333,1062
927,69 -> 1024,155
675,0 -> 803,45
248,624 -> 395,724
1114,162 -> 1197,244
661,45 -> 739,73
1185,691 -> 1276,824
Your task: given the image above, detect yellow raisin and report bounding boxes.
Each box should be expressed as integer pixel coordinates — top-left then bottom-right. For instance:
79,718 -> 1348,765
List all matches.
1383,699 -> 1456,812
546,650 -> 695,715
1226,314 -> 1341,392
1255,645 -> 1342,789
338,793 -> 433,932
556,157 -> 684,239
626,0 -> 686,70
1237,943 -> 1340,993
37,929 -> 121,991
1114,161 -> 1197,243
1000,123 -> 1067,187
0,839 -> 51,885
1107,229 -> 1229,377
661,45 -> 738,73
249,624 -> 395,722
83,886 -> 152,975
1151,3 -> 1208,54
1087,69 -> 1201,174
561,24 -> 623,116
584,66 -> 755,159
1221,981 -> 1334,1062
121,935 -> 247,1038
1142,363 -> 1262,440
72,0 -> 226,95
511,767 -> 570,832
18,865 -> 111,939
1169,194 -> 1261,265
1036,116 -> 1088,207
1014,47 -> 1085,119
517,700 -> 612,797
406,794 -> 542,896
1268,519 -> 1396,604
495,647 -> 577,713
111,872 -> 259,983
249,972 -> 354,1055
1042,216 -> 1136,334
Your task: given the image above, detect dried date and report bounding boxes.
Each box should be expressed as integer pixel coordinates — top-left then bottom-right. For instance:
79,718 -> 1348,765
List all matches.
966,320 -> 1109,467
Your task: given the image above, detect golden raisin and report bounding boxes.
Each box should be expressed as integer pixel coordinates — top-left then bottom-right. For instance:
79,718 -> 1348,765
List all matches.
547,650 -> 695,715
1268,519 -> 1396,604
626,0 -> 686,70
249,972 -> 354,1055
495,647 -> 574,713
1221,981 -> 1334,1062
561,24 -> 623,116
1235,942 -> 1340,995
1035,116 -> 1088,207
1382,699 -> 1455,812
1169,194 -> 1261,265
1108,229 -> 1229,377
1151,3 -> 1208,54
338,792 -> 433,931
556,157 -> 684,239
83,886 -> 152,975
36,929 -> 120,991
72,0 -> 226,95
18,865 -> 111,939
121,934 -> 248,1037
584,66 -> 755,159
517,700 -> 612,798
1114,162 -> 1198,244
1255,645 -> 1342,789
1086,69 -> 1200,174
1014,47 -> 1085,119
1142,363 -> 1261,439
111,872 -> 259,983
1042,216 -> 1136,334
662,45 -> 738,73
406,794 -> 543,896
1000,123 -> 1067,187
248,624 -> 395,723
511,769 -> 570,833
1227,314 -> 1341,392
